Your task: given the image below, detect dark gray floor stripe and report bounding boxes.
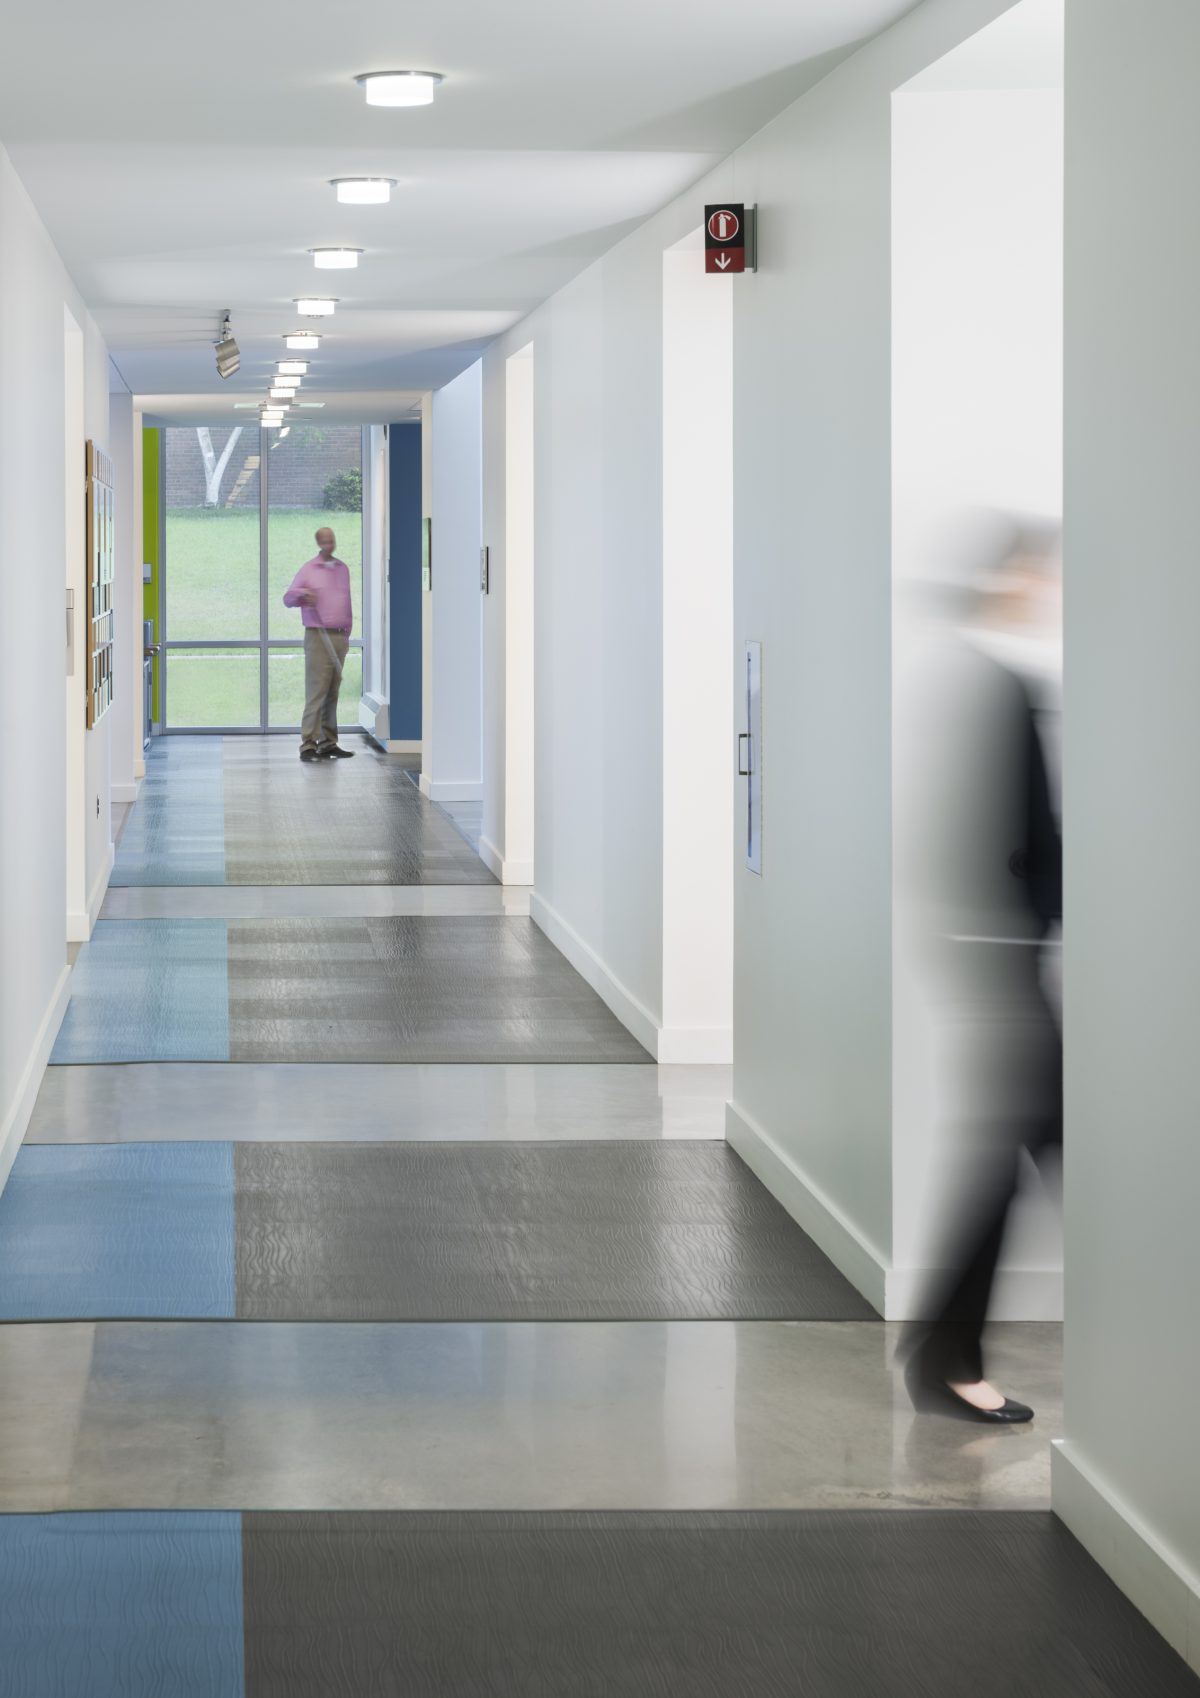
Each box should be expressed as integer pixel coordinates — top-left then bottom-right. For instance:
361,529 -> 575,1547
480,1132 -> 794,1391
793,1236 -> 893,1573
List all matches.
226,917 -> 650,1064
221,739 -> 494,886
240,1510 -> 1199,1698
233,1142 -> 875,1321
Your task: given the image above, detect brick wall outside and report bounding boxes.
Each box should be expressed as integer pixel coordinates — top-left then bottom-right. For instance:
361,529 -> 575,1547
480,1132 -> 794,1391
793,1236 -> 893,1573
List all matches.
165,424 -> 361,510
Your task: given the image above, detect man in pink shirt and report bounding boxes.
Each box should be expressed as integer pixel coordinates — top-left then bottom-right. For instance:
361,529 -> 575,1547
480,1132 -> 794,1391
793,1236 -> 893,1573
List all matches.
282,526 -> 356,761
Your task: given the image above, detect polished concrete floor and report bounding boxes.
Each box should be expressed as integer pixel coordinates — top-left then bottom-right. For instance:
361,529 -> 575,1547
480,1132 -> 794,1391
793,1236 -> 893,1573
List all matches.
7,736 -> 1193,1694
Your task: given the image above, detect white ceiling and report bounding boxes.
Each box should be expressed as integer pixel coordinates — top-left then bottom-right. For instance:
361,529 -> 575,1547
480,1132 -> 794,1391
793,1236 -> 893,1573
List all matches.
2,0 -> 918,419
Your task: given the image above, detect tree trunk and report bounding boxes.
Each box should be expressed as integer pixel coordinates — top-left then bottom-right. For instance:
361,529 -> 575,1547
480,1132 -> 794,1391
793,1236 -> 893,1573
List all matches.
196,426 -> 243,506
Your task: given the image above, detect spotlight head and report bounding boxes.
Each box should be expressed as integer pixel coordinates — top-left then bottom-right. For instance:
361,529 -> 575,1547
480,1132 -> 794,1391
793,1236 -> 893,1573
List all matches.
214,313 -> 240,379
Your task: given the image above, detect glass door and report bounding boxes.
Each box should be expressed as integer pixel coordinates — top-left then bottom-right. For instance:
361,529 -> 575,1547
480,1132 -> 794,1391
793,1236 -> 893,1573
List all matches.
266,423 -> 363,727
162,424 -> 363,731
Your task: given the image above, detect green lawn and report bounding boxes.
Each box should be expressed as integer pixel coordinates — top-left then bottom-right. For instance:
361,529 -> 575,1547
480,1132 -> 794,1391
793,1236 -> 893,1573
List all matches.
162,507 -> 363,728
167,646 -> 364,730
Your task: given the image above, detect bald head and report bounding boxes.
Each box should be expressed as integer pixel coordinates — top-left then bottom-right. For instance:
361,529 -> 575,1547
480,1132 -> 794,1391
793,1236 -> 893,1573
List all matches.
315,527 -> 336,557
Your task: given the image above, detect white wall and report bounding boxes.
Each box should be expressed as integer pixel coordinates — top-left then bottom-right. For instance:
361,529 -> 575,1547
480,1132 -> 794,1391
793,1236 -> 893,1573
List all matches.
478,0 -> 1017,1132
109,388 -> 143,803
891,63 -> 1064,1317
1052,0 -> 1200,1670
359,422 -> 390,744
426,363 -> 483,801
479,342 -> 535,884
662,234 -> 733,1063
0,143 -> 112,1188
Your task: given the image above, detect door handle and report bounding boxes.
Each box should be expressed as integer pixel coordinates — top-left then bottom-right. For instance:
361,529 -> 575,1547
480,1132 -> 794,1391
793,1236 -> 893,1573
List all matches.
737,733 -> 752,776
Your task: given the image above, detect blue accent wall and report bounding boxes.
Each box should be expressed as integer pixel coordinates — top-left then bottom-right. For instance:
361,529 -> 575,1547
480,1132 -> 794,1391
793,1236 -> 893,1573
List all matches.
388,422 -> 423,742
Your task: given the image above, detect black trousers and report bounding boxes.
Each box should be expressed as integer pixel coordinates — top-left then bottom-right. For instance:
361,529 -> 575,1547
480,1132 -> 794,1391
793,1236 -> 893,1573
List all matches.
909,949 -> 1062,1385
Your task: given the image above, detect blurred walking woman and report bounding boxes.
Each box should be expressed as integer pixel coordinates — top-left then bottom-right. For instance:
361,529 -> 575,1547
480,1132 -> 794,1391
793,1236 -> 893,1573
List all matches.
896,514 -> 1062,1423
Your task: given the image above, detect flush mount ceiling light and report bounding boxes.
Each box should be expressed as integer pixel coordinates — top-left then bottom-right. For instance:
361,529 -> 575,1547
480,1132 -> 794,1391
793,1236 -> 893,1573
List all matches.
277,360 -> 308,375
355,70 -> 443,107
294,297 -> 338,316
268,387 -> 295,400
330,176 -> 396,205
274,376 -> 302,390
284,331 -> 321,351
310,247 -> 362,270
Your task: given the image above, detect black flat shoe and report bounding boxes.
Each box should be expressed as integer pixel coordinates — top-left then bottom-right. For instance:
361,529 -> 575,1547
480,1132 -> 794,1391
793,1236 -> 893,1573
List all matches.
299,748 -> 318,762
904,1358 -> 1033,1424
318,744 -> 355,759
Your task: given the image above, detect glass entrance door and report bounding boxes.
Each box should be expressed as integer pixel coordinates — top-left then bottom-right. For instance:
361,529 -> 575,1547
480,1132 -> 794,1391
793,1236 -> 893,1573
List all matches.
162,424 -> 363,731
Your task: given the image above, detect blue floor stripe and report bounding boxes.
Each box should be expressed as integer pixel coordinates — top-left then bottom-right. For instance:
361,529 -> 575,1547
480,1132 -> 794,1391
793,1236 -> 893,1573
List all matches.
0,1145 -> 235,1319
51,920 -> 230,1064
112,738 -> 226,887
0,1513 -> 244,1698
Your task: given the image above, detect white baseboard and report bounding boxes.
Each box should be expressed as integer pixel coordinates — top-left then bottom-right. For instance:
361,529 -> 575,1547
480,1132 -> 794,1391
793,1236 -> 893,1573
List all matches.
419,773 -> 432,799
428,780 -> 483,803
112,781 -> 140,804
134,757 -> 145,779
658,1025 -> 734,1065
0,965 -> 71,1196
479,833 -> 533,887
67,844 -> 114,943
1053,1441 -> 1200,1674
387,740 -> 421,754
885,1263 -> 1063,1322
530,892 -> 660,1058
726,1097 -> 1062,1321
726,1098 -> 887,1313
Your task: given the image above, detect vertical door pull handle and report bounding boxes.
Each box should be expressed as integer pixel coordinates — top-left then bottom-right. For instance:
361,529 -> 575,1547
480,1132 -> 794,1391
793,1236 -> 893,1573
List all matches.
737,733 -> 752,776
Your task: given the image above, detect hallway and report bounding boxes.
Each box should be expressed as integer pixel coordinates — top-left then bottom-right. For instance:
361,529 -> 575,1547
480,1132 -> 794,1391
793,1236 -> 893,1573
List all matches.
2,738 -> 1190,1695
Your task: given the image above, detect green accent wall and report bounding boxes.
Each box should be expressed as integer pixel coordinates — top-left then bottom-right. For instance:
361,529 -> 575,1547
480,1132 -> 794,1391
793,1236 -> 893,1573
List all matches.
142,427 -> 161,714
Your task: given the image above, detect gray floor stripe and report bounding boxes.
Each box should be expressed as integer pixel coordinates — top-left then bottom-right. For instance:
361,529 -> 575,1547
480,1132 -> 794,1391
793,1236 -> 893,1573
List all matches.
232,1141 -> 874,1321
226,917 -> 650,1064
222,739 -> 494,886
240,1511 -> 1199,1698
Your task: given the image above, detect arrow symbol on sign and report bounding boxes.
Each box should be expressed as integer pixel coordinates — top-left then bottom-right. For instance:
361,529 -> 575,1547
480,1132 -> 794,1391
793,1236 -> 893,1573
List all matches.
715,253 -> 731,270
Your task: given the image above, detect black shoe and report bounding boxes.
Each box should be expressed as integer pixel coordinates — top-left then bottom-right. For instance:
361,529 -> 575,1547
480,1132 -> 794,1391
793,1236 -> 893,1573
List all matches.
299,747 -> 318,762
319,743 -> 355,759
904,1357 -> 1033,1424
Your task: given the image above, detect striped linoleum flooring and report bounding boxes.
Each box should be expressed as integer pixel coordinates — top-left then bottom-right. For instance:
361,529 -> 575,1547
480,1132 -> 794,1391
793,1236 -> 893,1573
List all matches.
3,736 -> 1195,1696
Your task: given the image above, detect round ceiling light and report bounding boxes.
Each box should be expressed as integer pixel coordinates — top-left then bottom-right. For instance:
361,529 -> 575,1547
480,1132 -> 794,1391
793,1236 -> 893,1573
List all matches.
284,331 -> 321,351
330,177 -> 396,205
274,375 -> 302,389
355,70 -> 443,107
277,360 -> 308,375
310,247 -> 362,270
268,387 -> 295,400
294,297 -> 338,317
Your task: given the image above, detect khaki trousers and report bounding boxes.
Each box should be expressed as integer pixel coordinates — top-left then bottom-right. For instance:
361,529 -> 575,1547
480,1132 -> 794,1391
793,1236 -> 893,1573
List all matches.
301,627 -> 349,750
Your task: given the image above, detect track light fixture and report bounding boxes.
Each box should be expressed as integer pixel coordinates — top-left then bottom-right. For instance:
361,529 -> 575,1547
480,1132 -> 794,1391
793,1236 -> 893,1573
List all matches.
214,312 -> 240,379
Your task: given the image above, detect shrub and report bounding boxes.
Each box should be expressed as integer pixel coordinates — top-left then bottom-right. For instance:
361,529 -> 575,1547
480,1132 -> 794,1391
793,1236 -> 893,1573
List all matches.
322,468 -> 362,512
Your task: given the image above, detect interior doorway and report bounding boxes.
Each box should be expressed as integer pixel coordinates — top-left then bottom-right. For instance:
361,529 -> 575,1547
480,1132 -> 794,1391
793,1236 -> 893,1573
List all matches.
890,0 -> 1065,1318
661,227 -> 734,1063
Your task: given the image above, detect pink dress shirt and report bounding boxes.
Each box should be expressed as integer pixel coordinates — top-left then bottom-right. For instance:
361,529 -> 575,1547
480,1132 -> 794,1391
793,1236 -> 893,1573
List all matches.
282,556 -> 354,633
